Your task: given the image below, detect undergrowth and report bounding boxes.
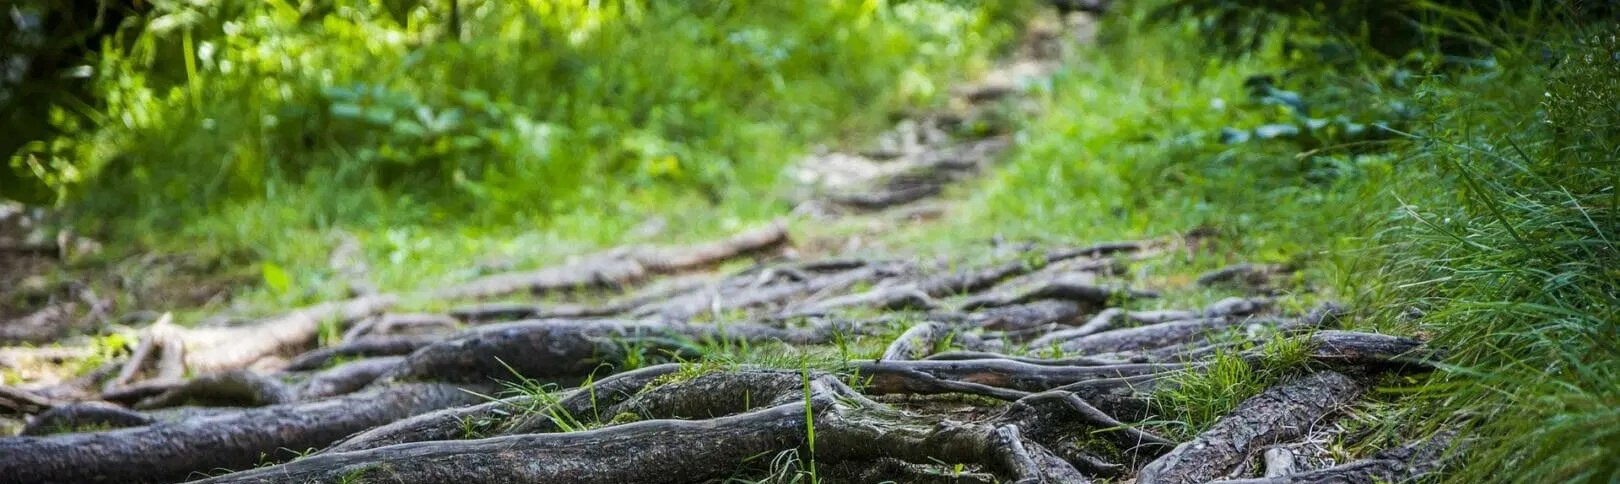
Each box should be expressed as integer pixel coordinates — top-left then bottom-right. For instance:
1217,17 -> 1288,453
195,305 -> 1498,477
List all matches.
4,0 -> 1035,313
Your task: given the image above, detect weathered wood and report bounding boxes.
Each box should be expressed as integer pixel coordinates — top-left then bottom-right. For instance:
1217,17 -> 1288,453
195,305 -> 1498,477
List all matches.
297,357 -> 403,400
329,363 -> 682,452
962,278 -> 1157,311
1061,303 -> 1342,354
284,336 -> 438,372
858,358 -> 1187,397
134,370 -> 295,409
0,383 -> 484,484
1208,431 -> 1456,484
881,322 -> 956,361
179,295 -> 399,374
1136,371 -> 1365,484
198,373 -> 1089,484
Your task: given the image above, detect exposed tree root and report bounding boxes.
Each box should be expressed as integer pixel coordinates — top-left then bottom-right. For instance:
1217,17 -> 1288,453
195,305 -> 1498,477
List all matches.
431,221 -> 788,300
1057,303 -> 1343,354
0,383 -> 484,484
340,313 -> 458,342
0,386 -> 56,415
284,336 -> 438,372
1208,431 -> 1457,484
858,358 -> 1187,401
961,279 -> 1158,312
191,371 -> 1093,484
882,322 -> 958,361
327,363 -> 683,452
20,401 -> 153,435
95,224 -> 788,384
134,370 -> 295,409
972,300 -> 1083,333
1137,371 -> 1366,484
296,357 -> 403,400
0,222 -> 1453,484
1289,330 -> 1442,372
173,295 -> 401,375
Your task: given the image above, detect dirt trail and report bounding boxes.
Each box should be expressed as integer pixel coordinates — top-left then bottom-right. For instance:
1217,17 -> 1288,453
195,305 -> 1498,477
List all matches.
0,9 -> 1449,484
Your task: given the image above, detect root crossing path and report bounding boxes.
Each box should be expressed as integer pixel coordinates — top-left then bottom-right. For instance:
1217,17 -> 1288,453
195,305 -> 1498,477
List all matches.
0,223 -> 1450,483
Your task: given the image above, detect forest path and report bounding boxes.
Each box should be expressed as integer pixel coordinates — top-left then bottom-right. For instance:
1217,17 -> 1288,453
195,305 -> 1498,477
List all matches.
0,9 -> 1449,484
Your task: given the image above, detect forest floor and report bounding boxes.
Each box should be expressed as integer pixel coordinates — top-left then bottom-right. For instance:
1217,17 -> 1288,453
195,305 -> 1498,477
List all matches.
0,9 -> 1452,484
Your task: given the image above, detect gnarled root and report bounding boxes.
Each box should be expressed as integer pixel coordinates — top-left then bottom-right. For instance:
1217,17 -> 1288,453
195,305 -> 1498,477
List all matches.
195,371 -> 1093,484
1136,371 -> 1365,484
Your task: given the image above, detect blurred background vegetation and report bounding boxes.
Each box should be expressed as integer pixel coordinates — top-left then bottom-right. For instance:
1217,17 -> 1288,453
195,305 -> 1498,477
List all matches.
5,0 -> 1023,241
3,0 -> 1618,481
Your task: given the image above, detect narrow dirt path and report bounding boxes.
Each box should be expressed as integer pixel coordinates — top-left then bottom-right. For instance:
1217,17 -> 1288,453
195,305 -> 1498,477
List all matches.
0,9 -> 1450,484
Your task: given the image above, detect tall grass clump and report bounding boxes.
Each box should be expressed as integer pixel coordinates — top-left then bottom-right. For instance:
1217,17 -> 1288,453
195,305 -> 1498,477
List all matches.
1383,27 -> 1620,482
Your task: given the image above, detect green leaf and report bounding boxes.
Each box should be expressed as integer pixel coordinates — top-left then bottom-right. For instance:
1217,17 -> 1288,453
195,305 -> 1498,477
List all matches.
452,136 -> 485,150
391,120 -> 427,138
330,103 -> 364,119
261,262 -> 292,294
363,106 -> 398,125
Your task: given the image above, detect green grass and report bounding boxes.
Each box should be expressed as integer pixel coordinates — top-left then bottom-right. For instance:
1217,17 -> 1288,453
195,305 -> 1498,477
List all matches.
7,0 -> 1036,317
1371,25 -> 1620,482
910,1 -> 1618,479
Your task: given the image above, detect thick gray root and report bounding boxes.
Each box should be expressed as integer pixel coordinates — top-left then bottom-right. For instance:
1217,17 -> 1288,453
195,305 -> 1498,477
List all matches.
194,372 -> 1090,484
0,383 -> 484,484
881,322 -> 957,361
1061,303 -> 1342,354
284,336 -> 437,372
135,370 -> 296,409
859,359 -> 1188,397
297,357 -> 404,400
327,363 -> 681,452
21,401 -> 154,435
1208,431 -> 1456,484
1136,371 -> 1365,484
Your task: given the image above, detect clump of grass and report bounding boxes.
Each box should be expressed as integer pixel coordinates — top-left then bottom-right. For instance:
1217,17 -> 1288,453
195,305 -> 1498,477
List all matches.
1151,331 -> 1313,438
1152,351 -> 1263,438
475,358 -> 601,433
1376,25 -> 1620,482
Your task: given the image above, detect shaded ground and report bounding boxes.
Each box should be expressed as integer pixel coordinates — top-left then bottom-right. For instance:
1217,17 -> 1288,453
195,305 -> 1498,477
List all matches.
0,10 -> 1451,484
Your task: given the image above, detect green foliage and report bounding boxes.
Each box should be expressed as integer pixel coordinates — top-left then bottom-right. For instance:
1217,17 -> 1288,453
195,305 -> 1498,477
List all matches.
799,356 -> 819,484
1380,27 -> 1620,483
1124,1 -> 1620,478
483,357 -> 596,432
1153,352 -> 1261,436
1146,0 -> 1601,58
11,0 -> 1025,236
0,1 -> 144,204
933,2 -> 1401,273
259,261 -> 291,294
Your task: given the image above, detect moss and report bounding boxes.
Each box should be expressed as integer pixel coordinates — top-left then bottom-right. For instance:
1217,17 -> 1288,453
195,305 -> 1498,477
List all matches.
607,412 -> 642,425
